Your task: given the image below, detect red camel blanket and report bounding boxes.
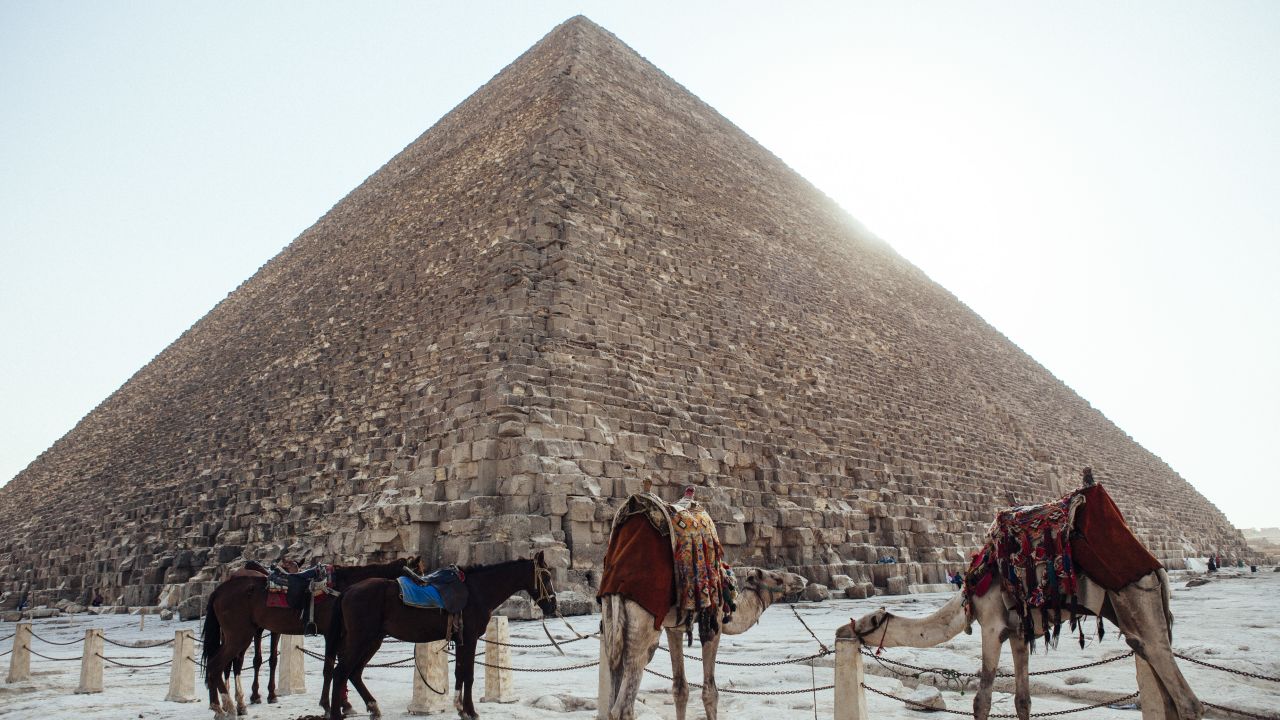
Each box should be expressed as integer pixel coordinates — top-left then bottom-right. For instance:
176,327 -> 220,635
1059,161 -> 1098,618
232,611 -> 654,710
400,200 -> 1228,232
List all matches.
598,513 -> 675,629
1070,483 -> 1162,590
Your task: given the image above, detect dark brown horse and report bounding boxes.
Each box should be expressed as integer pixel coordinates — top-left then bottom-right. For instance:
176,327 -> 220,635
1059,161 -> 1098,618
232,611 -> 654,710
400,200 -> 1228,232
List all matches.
201,556 -> 423,720
327,552 -> 558,720
226,559 -> 299,707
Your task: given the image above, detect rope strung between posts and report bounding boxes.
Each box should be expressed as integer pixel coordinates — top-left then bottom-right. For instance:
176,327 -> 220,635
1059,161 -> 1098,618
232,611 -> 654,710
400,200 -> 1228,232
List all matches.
101,635 -> 174,649
864,647 -> 1135,679
0,648 -> 10,657
1202,700 -> 1280,720
95,652 -> 173,669
657,643 -> 834,667
27,629 -> 82,646
790,605 -> 832,655
28,648 -> 81,661
467,656 -> 601,673
861,682 -> 1139,717
643,666 -> 834,695
0,632 -> 14,642
1173,652 -> 1280,683
481,632 -> 598,648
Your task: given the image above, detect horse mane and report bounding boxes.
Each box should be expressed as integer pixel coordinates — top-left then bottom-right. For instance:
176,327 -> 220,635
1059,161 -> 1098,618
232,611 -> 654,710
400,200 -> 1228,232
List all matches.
332,557 -> 411,573
459,557 -> 534,575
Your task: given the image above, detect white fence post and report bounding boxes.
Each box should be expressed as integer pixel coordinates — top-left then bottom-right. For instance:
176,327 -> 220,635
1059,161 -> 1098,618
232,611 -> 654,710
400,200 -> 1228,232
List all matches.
834,638 -> 867,720
407,640 -> 450,714
76,628 -> 104,693
277,634 -> 306,695
597,635 -> 612,720
5,622 -> 31,683
165,629 -> 197,702
480,616 -> 514,703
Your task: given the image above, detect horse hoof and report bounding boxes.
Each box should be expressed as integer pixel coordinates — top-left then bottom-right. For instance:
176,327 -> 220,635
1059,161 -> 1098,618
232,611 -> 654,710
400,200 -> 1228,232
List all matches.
268,695 -> 278,704
249,694 -> 261,705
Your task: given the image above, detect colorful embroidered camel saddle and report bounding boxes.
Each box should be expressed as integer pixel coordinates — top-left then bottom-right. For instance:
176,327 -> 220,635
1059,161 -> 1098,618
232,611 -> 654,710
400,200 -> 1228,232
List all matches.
597,492 -> 736,641
963,479 -> 1162,648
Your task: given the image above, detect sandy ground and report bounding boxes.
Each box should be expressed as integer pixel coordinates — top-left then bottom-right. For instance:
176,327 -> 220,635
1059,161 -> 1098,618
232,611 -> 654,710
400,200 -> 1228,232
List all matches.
1,569 -> 1277,720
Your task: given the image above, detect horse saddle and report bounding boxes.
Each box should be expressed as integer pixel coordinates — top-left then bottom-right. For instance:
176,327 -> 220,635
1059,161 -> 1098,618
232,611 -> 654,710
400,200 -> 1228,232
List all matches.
266,564 -> 332,622
398,566 -> 468,614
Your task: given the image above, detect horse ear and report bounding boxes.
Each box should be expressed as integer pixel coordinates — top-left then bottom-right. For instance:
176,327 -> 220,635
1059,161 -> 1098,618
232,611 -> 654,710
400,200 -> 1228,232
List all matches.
535,550 -> 545,564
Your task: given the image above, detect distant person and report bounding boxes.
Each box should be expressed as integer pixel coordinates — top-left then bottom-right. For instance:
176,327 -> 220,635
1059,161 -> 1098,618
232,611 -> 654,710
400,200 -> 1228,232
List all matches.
950,572 -> 963,590
1207,556 -> 1217,573
91,591 -> 103,607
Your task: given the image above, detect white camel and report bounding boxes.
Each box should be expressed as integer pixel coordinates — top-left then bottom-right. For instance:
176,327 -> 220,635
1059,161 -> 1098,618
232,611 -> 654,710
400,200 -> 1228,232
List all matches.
837,568 -> 1202,720
600,566 -> 807,720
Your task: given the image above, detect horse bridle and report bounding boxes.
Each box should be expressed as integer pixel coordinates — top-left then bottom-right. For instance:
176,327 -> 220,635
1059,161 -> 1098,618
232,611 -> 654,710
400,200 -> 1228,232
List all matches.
532,564 -> 556,605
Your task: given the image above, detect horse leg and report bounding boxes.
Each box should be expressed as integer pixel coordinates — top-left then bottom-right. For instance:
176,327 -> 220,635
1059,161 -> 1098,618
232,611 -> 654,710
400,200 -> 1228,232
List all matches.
700,631 -> 721,720
227,647 -> 247,715
267,632 -> 279,703
327,634 -> 354,715
349,637 -> 384,719
453,634 -> 481,720
973,622 -> 1004,720
211,641 -> 251,720
249,629 -> 263,704
1009,633 -> 1031,720
665,627 -> 689,720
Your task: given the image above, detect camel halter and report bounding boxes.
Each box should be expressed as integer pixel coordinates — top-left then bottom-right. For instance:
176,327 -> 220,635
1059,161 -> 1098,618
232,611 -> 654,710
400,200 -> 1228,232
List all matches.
852,612 -> 891,655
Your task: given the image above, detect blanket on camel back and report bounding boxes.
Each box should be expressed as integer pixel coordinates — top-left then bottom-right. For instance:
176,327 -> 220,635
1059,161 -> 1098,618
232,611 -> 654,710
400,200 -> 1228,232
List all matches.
963,480 -> 1162,649
597,493 -> 735,640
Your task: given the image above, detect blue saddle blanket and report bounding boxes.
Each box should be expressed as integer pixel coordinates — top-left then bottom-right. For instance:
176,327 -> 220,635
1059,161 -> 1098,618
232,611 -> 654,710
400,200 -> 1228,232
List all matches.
398,577 -> 446,609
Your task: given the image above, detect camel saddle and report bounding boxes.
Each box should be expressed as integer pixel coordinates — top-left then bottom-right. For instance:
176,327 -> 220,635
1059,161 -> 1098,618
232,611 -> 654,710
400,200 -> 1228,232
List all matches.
597,493 -> 735,642
963,481 -> 1162,647
398,566 -> 468,614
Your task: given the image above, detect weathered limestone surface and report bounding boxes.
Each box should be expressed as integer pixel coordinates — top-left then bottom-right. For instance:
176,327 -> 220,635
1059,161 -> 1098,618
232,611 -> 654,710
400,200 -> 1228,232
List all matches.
0,17 -> 1249,608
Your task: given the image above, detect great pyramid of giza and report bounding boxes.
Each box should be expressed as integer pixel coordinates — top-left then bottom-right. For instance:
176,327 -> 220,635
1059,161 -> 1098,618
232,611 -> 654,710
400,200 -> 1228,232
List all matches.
0,17 -> 1247,611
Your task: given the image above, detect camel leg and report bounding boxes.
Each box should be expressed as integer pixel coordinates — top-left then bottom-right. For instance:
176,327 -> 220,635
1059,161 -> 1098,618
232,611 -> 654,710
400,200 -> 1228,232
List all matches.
1108,576 -> 1203,720
1008,633 -> 1031,720
972,622 -> 1004,720
608,603 -> 660,720
666,627 -> 689,720
700,631 -> 721,720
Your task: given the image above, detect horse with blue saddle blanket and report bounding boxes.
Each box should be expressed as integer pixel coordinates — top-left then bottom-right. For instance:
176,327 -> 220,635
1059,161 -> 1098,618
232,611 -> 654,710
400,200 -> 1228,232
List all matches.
326,552 -> 559,720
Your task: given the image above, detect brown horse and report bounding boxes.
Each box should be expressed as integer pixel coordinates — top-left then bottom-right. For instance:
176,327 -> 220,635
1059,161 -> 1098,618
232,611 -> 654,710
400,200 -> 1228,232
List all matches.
327,552 -> 558,720
201,556 -> 423,720
226,559 -> 299,706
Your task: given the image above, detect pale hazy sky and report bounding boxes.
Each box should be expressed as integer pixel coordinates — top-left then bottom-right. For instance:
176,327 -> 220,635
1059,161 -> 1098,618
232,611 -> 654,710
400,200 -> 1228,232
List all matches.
2,2 -> 1277,529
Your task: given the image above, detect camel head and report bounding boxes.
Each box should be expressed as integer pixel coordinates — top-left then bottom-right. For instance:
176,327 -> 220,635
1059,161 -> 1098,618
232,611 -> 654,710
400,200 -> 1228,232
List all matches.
737,567 -> 807,597
835,607 -> 891,644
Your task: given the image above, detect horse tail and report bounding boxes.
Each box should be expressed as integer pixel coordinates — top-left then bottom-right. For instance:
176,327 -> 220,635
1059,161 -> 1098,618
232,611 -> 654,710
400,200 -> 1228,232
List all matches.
325,590 -> 345,650
1157,568 -> 1173,641
600,594 -> 626,671
201,588 -> 222,683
